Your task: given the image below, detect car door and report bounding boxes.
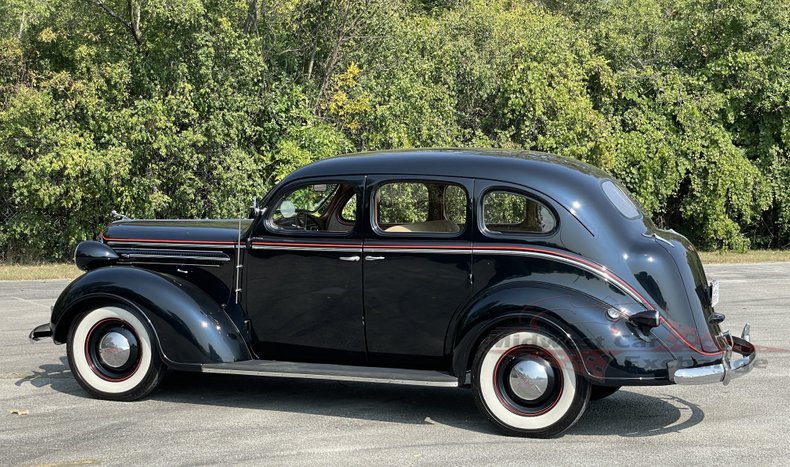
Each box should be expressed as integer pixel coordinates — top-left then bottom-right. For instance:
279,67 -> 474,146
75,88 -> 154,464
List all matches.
362,175 -> 474,369
245,176 -> 366,365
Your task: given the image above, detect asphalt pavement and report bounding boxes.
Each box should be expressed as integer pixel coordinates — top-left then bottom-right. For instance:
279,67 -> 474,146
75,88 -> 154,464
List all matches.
1,263 -> 789,466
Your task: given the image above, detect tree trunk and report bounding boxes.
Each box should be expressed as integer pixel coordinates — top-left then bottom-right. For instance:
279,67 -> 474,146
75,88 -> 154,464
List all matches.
129,0 -> 142,44
244,0 -> 259,34
17,11 -> 27,39
90,0 -> 142,46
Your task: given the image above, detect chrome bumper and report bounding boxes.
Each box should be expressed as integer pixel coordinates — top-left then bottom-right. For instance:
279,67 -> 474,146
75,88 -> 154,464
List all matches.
673,323 -> 756,385
29,323 -> 53,341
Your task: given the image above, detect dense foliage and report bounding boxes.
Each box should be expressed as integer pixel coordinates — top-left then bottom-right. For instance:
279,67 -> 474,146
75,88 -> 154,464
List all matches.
0,0 -> 787,260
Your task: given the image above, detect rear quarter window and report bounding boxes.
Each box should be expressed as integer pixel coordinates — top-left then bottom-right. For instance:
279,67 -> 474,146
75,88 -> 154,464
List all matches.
602,180 -> 641,219
482,190 -> 556,234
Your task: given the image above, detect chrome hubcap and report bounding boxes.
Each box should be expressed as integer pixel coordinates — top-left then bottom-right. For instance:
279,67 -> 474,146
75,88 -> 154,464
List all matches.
98,331 -> 132,369
508,357 -> 550,401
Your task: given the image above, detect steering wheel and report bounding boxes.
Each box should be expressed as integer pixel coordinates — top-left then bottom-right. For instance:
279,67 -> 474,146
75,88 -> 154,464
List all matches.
295,210 -> 321,231
272,209 -> 322,231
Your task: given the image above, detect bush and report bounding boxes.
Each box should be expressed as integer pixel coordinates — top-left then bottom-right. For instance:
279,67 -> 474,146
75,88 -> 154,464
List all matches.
0,0 -> 787,259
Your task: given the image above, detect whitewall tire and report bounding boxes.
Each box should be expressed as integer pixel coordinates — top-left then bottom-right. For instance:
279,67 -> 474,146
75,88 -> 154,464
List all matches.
67,305 -> 164,401
472,328 -> 590,437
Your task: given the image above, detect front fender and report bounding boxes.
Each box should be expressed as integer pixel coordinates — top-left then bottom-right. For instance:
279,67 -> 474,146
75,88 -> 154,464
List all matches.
51,266 -> 252,368
449,281 -> 674,385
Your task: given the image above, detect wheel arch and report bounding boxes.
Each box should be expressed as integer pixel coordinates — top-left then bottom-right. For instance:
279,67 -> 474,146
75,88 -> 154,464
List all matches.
52,267 -> 253,369
53,293 -> 157,346
449,281 -> 621,385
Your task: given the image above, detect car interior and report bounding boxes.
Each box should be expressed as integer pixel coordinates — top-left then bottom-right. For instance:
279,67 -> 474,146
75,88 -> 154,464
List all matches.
269,180 -> 556,235
270,181 -> 468,234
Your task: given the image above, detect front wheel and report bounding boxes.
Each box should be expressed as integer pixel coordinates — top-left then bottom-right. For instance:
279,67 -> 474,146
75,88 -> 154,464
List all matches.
472,328 -> 590,438
67,305 -> 164,401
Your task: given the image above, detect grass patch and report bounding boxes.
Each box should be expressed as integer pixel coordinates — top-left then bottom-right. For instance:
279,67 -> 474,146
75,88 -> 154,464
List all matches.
0,263 -> 81,281
698,250 -> 790,264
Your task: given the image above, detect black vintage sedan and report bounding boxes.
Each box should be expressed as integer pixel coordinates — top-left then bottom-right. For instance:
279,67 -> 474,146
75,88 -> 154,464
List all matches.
30,149 -> 756,437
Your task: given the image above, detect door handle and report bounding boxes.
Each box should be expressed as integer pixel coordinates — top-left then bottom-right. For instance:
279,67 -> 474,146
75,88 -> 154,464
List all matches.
365,256 -> 385,261
339,256 -> 360,262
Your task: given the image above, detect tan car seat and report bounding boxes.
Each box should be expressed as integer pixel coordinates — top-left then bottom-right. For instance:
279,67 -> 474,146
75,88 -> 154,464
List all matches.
385,219 -> 460,233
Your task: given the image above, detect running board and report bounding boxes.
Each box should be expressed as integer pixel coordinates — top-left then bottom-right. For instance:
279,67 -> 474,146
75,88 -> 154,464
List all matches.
200,360 -> 459,387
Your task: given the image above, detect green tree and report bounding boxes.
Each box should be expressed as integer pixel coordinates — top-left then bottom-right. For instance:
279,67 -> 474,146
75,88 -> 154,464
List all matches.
0,0 -> 788,259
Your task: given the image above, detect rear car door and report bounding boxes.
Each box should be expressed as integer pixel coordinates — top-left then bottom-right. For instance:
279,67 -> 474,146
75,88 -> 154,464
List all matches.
362,176 -> 474,369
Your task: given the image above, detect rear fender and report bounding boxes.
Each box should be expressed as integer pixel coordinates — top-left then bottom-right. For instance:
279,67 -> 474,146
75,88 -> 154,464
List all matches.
51,267 -> 252,369
450,281 -> 673,385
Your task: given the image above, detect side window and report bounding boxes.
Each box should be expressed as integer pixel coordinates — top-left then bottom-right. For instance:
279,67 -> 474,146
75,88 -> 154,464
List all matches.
444,185 -> 467,224
482,190 -> 556,234
375,181 -> 468,234
341,194 -> 356,222
269,182 -> 355,233
378,183 -> 429,225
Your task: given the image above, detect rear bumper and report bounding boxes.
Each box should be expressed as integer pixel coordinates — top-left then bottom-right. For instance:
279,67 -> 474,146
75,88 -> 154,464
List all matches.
29,323 -> 53,341
672,323 -> 756,385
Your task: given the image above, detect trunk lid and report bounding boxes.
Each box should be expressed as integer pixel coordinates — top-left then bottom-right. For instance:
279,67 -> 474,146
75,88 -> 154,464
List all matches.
651,229 -> 722,353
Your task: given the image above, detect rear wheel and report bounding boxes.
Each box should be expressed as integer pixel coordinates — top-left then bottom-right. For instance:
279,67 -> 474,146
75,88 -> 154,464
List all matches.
590,385 -> 621,401
67,305 -> 164,401
472,328 -> 590,438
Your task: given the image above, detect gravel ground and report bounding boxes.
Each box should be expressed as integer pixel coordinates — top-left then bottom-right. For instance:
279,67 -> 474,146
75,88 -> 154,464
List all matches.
1,263 -> 788,466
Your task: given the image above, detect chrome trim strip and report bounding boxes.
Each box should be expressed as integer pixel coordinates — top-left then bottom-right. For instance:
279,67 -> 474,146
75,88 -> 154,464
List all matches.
114,248 -> 228,254
251,244 -> 363,253
200,366 -> 459,387
473,248 -> 645,306
366,248 -> 470,255
110,218 -> 248,223
234,217 -> 244,304
642,232 -> 675,247
117,260 -> 221,268
106,241 -> 236,249
123,253 -> 231,262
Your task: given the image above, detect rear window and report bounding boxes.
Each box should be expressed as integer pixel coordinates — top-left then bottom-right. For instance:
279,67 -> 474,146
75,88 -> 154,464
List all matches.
602,180 -> 641,219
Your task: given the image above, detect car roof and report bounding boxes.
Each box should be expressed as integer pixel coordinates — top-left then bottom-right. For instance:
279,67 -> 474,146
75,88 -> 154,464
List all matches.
282,149 -> 611,187
277,149 -> 653,252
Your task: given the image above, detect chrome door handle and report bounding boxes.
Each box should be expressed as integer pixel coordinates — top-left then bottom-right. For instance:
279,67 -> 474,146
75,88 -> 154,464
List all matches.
339,256 -> 360,262
365,256 -> 385,261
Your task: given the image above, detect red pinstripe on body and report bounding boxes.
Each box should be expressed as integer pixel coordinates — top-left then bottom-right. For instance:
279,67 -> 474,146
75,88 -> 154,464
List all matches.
101,236 -> 722,356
